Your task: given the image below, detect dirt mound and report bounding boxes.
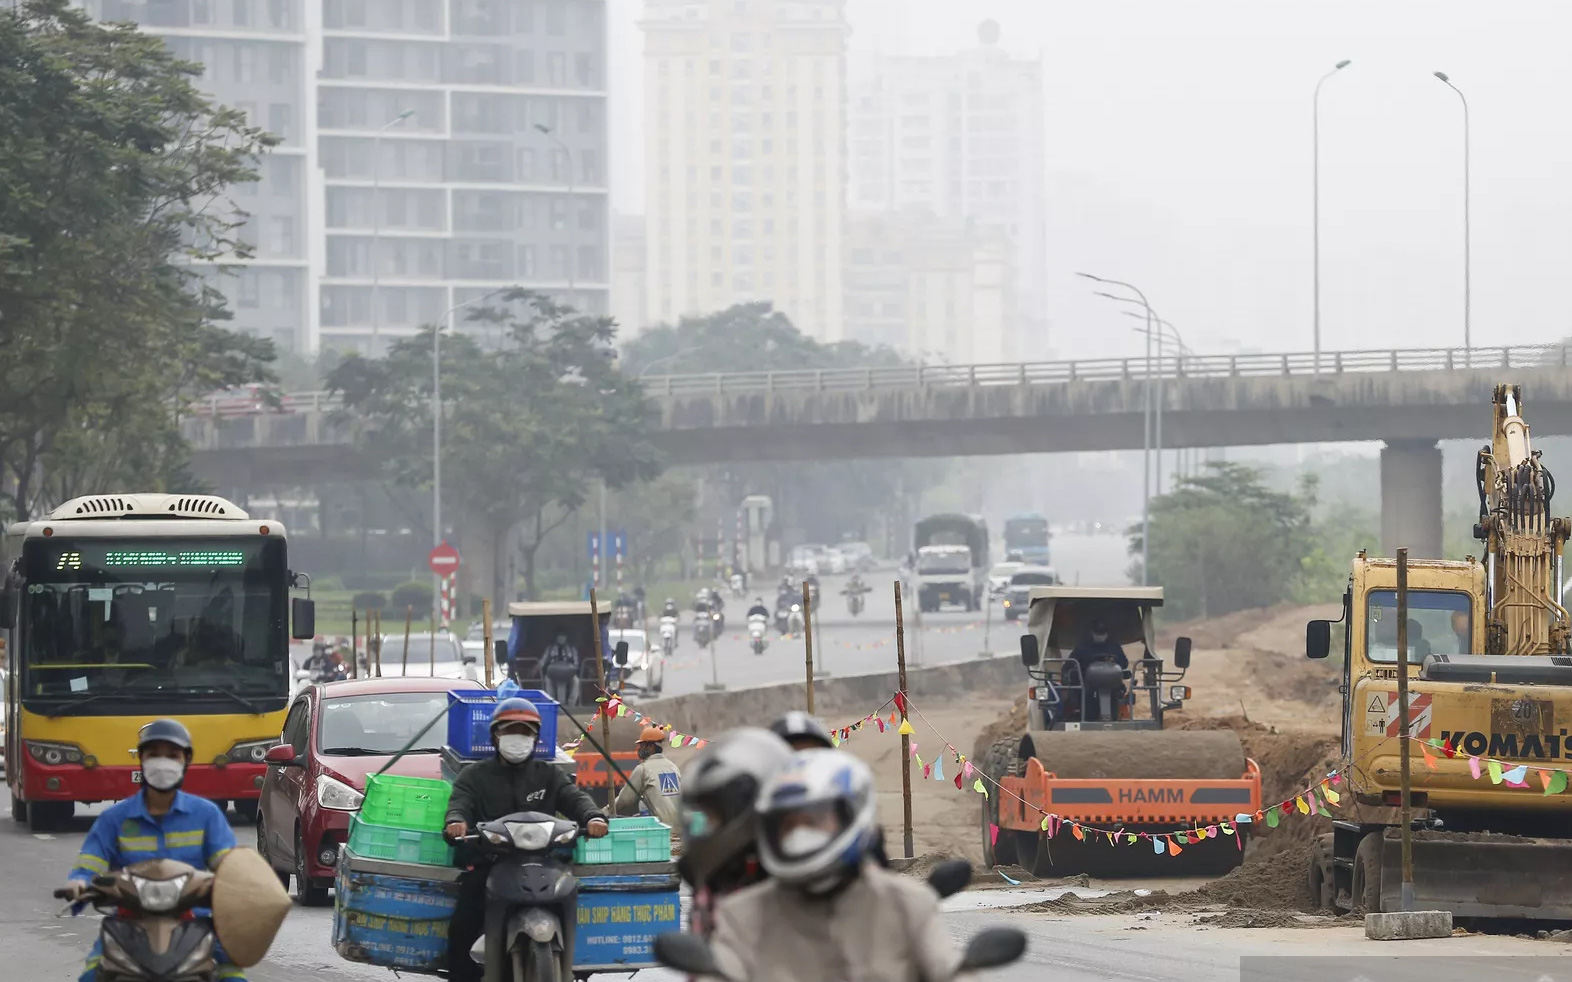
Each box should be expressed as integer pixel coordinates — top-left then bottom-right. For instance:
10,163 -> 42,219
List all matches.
972,696 -> 1027,760
1006,890 -> 1191,916
1192,909 -> 1331,929
1195,845 -> 1317,910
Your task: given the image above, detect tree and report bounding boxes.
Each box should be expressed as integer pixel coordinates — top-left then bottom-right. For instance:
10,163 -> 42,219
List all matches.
328,291 -> 662,606
0,0 -> 276,519
1129,462 -> 1318,619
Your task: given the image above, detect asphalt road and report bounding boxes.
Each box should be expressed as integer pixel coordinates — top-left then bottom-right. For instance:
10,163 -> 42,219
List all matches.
2,809 -> 1558,982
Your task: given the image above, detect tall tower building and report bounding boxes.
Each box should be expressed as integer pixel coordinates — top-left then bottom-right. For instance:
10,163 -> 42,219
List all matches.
641,0 -> 848,342
849,21 -> 1047,359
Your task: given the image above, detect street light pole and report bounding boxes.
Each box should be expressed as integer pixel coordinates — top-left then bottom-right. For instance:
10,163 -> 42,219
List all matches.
369,109 -> 415,354
1313,60 -> 1351,373
1434,72 -> 1471,364
1080,272 -> 1155,585
534,123 -> 578,295
1125,311 -> 1191,483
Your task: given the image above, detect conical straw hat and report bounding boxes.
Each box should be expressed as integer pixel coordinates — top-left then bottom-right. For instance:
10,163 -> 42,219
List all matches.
211,847 -> 292,968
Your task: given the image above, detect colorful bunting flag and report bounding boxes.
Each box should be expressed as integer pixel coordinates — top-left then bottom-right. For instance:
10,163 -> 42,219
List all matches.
1488,759 -> 1504,784
897,719 -> 914,736
972,778 -> 988,798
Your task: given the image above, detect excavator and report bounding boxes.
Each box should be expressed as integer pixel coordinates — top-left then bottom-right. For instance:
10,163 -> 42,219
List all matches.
1305,383 -> 1572,919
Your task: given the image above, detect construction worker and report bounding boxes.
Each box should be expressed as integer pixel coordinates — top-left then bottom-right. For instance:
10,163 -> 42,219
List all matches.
62,719 -> 245,981
614,726 -> 683,832
706,749 -> 962,982
676,728 -> 795,939
443,699 -> 607,982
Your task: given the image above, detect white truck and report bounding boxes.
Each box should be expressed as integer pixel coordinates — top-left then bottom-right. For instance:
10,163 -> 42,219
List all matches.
912,513 -> 990,613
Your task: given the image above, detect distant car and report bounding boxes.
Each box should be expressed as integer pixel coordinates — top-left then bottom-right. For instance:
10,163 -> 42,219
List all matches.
839,541 -> 875,571
1004,566 -> 1060,621
822,548 -> 848,574
988,561 -> 1025,597
376,632 -> 476,681
258,676 -> 486,905
610,628 -> 664,695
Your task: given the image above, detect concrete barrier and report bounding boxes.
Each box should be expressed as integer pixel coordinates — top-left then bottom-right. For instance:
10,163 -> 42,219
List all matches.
637,653 -> 1025,736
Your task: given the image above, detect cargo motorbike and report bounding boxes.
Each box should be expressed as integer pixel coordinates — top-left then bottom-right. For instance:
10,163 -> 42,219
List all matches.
55,858 -> 220,982
455,811 -> 584,982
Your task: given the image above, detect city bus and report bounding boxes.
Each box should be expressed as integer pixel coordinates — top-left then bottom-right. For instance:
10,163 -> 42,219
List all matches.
1002,512 -> 1051,565
2,493 -> 314,831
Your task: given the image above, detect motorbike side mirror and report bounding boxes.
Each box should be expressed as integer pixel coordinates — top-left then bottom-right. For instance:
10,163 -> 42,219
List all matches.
1019,634 -> 1040,667
1172,636 -> 1192,669
1306,620 -> 1332,659
615,641 -> 629,666
653,933 -> 734,980
291,597 -> 316,640
925,858 -> 973,899
263,745 -> 300,767
959,927 -> 1028,971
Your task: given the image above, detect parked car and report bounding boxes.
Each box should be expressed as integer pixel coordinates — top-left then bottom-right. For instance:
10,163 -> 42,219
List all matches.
258,677 -> 486,905
376,631 -> 476,681
610,628 -> 664,695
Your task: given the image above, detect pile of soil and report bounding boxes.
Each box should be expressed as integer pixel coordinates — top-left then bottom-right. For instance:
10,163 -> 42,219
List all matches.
1192,909 -> 1330,929
972,697 -> 1027,760
1195,847 -> 1317,911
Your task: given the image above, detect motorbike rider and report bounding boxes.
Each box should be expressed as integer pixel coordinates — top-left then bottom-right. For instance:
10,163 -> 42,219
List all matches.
705,749 -> 962,982
746,597 -> 770,621
842,573 -> 871,595
614,727 -> 683,833
64,719 -> 246,982
443,699 -> 608,982
675,728 -> 795,939
767,712 -> 890,868
662,597 -> 680,619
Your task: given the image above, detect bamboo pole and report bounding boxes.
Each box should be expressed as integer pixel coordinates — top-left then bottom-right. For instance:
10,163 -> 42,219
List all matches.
1397,548 -> 1414,910
351,609 -> 359,679
401,604 -> 413,675
894,580 -> 913,858
803,581 -> 815,713
482,599 -> 495,687
372,609 -> 382,677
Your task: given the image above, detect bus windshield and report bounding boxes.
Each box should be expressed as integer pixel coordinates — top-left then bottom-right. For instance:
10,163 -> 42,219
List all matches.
18,537 -> 288,711
1363,589 -> 1472,662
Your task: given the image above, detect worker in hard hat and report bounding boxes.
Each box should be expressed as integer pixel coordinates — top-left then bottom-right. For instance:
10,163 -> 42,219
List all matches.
614,726 -> 683,834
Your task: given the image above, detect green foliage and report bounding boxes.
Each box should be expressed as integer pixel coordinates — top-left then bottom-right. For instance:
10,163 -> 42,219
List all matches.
390,581 -> 433,618
329,291 -> 661,603
351,591 -> 389,615
0,0 -> 276,517
1130,462 -> 1318,619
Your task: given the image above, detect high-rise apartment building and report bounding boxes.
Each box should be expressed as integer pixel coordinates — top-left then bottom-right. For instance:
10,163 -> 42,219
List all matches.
641,0 -> 848,342
77,0 -> 611,356
848,21 -> 1047,359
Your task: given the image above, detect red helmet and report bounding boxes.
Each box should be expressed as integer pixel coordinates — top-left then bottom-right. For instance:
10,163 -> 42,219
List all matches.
490,698 -> 541,737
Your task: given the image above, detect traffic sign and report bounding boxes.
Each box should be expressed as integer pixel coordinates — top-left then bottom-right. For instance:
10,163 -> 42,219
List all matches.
428,542 -> 461,575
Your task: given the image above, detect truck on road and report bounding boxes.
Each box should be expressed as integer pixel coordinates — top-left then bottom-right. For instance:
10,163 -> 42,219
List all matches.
912,513 -> 989,612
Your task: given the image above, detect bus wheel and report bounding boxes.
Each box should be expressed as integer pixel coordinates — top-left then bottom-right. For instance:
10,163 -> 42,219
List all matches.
28,800 -> 71,833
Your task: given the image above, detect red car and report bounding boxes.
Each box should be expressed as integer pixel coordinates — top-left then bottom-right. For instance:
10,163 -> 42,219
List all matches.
258,676 -> 484,905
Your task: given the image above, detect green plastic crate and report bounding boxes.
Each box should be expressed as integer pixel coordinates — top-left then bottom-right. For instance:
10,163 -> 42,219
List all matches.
574,816 -> 672,865
359,773 -> 452,832
348,815 -> 454,867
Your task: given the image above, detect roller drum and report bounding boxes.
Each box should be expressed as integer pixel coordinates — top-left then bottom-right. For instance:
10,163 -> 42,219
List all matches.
1018,730 -> 1247,781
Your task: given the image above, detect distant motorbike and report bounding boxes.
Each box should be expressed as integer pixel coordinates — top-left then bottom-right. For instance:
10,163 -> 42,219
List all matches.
659,615 -> 678,657
748,614 -> 769,655
693,611 -> 713,648
782,603 -> 804,637
729,573 -> 746,598
846,591 -> 865,617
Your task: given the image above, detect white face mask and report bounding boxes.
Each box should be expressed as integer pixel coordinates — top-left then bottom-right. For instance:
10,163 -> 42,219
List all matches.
141,757 -> 186,791
497,734 -> 536,763
780,826 -> 834,857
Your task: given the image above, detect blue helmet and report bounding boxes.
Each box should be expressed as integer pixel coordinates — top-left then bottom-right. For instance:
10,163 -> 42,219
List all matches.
137,718 -> 193,755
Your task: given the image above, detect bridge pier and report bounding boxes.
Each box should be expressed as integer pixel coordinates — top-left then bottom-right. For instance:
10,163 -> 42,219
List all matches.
1380,439 -> 1443,559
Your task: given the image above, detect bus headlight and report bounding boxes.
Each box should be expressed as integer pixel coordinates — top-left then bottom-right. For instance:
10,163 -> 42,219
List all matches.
26,740 -> 85,765
223,739 -> 278,765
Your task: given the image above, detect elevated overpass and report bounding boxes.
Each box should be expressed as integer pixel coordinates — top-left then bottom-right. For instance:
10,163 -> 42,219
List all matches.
182,344 -> 1572,559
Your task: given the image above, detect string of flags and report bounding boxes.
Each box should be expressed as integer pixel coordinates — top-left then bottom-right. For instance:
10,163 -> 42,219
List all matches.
586,693 -> 897,752
1415,734 -> 1572,794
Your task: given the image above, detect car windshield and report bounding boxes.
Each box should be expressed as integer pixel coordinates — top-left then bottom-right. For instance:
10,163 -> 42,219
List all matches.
18,536 -> 287,709
317,690 -> 454,755
1364,590 -> 1472,662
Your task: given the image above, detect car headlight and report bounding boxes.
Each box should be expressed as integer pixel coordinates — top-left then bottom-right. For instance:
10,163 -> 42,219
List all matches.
504,821 -> 555,851
316,774 -> 364,811
26,740 -> 84,765
224,739 -> 278,765
131,874 -> 189,913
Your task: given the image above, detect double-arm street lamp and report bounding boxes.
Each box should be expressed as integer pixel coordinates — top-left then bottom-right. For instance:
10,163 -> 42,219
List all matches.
1433,71 -> 1471,364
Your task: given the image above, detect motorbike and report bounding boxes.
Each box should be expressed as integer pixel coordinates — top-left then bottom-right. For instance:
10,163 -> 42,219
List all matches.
709,608 -> 725,636
658,615 -> 678,657
454,812 -> 583,982
846,590 -> 865,617
729,573 -> 746,598
55,858 -> 220,981
775,603 -> 803,637
748,614 -> 769,655
693,611 -> 713,648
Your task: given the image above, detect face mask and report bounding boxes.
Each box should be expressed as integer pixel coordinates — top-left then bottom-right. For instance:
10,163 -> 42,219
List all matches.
141,757 -> 185,791
780,826 -> 834,857
497,734 -> 536,763
1092,632 -> 1108,643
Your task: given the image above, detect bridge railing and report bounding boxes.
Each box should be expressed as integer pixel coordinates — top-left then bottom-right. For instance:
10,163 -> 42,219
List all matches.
190,344 -> 1567,416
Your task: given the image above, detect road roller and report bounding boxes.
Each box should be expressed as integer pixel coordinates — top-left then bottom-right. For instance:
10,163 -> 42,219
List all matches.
980,586 -> 1262,877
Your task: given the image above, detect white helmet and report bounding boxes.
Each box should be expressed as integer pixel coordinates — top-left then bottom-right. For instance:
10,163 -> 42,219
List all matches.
754,749 -> 878,893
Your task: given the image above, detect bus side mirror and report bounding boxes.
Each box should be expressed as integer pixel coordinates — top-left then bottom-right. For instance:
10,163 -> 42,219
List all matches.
292,598 -> 316,640
1306,620 -> 1331,659
615,641 -> 629,666
1019,634 -> 1040,668
1172,636 -> 1192,669
0,588 -> 12,630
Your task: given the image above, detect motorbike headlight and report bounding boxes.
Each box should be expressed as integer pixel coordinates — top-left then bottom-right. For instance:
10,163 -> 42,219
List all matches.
316,774 -> 364,811
504,821 -> 555,850
553,826 -> 578,845
482,828 -> 509,845
131,874 -> 189,913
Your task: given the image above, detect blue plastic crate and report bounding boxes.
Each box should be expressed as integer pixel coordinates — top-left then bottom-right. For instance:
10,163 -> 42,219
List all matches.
446,688 -> 558,760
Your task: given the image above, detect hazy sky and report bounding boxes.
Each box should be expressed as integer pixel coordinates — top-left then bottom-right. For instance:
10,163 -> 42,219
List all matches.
607,1 -> 1572,362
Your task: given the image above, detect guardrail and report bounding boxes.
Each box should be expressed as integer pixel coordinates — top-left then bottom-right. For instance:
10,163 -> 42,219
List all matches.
191,345 -> 1568,417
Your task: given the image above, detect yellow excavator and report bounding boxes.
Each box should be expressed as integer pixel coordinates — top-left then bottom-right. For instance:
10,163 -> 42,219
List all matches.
1305,383 -> 1572,919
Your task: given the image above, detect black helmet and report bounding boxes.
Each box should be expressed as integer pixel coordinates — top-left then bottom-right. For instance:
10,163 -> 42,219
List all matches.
137,718 -> 193,755
769,710 -> 834,750
676,728 -> 794,892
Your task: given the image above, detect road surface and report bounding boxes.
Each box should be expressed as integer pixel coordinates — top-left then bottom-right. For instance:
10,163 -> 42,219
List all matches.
1,809 -> 1559,981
